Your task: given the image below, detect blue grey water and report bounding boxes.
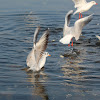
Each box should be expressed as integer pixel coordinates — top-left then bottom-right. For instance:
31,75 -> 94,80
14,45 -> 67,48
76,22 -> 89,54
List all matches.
0,0 -> 100,100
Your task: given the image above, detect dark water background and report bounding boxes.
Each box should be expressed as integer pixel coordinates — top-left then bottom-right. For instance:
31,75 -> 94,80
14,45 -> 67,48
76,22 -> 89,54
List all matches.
0,0 -> 100,100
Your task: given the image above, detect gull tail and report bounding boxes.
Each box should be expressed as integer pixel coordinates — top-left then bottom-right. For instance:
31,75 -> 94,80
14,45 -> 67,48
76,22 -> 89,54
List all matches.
59,34 -> 73,44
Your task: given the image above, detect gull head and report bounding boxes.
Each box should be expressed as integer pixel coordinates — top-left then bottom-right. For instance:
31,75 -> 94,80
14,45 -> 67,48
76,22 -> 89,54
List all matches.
43,52 -> 51,57
91,1 -> 98,5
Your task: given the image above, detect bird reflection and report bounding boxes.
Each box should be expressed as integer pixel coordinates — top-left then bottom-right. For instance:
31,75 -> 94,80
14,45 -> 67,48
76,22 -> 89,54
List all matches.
62,58 -> 85,83
61,48 -> 91,92
26,69 -> 49,100
24,11 -> 40,27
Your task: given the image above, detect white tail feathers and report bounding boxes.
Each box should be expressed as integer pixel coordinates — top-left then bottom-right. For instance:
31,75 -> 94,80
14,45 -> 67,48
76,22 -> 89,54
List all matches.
59,34 -> 73,44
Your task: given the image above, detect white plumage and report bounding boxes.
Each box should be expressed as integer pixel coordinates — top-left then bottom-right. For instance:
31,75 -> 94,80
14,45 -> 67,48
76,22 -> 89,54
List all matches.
26,27 -> 50,72
72,0 -> 97,18
72,0 -> 87,8
59,10 -> 93,45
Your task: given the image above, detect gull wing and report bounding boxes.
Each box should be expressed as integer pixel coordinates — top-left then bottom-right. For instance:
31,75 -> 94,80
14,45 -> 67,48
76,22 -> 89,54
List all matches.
74,14 -> 93,40
72,0 -> 87,8
34,29 -> 49,65
63,10 -> 73,36
33,26 -> 40,47
65,10 -> 73,26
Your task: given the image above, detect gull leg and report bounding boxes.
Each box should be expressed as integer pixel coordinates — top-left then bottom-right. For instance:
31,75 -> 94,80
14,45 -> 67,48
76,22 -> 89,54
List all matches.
81,13 -> 83,18
68,44 -> 70,47
68,38 -> 73,47
71,41 -> 73,47
71,38 -> 73,47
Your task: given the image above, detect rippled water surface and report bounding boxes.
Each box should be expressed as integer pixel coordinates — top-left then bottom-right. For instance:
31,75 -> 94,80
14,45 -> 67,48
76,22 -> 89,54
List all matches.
0,0 -> 100,100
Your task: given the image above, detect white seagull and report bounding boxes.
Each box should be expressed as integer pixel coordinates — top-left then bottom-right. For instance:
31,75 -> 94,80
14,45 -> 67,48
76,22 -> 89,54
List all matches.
72,0 -> 97,19
59,10 -> 93,46
26,27 -> 51,72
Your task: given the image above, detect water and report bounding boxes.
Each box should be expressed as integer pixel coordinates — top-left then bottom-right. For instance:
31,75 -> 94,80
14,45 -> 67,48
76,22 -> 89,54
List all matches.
0,0 -> 100,100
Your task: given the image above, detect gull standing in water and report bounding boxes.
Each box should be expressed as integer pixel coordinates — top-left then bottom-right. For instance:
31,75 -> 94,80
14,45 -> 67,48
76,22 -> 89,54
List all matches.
72,0 -> 97,19
59,10 -> 93,46
26,27 -> 51,72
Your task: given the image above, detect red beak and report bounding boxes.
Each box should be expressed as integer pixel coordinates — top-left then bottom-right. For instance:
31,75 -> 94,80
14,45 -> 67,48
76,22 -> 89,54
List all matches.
96,3 -> 98,5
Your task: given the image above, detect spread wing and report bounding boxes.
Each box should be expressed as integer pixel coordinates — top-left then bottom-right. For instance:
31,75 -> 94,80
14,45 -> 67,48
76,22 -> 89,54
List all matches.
65,10 -> 73,27
63,10 -> 73,36
74,14 -> 93,40
34,29 -> 49,65
72,0 -> 87,8
33,26 -> 40,47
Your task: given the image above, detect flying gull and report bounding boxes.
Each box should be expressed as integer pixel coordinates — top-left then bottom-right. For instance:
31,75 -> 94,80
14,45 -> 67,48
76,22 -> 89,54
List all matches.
59,10 -> 93,46
72,0 -> 97,19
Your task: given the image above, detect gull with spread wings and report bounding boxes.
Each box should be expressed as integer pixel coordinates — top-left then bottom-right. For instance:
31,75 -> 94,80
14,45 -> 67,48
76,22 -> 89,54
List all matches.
72,0 -> 97,19
26,27 -> 51,72
59,10 -> 93,46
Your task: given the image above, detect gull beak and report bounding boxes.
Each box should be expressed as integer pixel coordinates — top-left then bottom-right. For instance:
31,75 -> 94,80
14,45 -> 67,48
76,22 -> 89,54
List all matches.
96,3 -> 98,5
48,55 -> 51,56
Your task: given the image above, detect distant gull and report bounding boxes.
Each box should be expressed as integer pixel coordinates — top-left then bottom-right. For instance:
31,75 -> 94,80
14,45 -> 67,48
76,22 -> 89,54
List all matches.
59,10 -> 93,46
72,0 -> 97,19
26,27 -> 51,71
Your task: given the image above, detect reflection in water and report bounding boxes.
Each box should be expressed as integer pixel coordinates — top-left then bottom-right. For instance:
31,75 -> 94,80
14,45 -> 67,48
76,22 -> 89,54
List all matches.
26,70 -> 49,100
61,48 -> 91,92
24,11 -> 40,27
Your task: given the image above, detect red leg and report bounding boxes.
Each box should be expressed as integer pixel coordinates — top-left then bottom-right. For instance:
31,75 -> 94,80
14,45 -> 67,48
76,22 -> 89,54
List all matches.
68,44 -> 70,47
71,41 -> 73,47
68,38 -> 73,47
81,13 -> 82,18
71,38 -> 73,46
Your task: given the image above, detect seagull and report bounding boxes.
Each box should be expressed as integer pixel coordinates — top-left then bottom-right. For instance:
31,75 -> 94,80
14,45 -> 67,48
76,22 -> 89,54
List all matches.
72,0 -> 97,19
59,10 -> 93,46
26,27 -> 51,72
